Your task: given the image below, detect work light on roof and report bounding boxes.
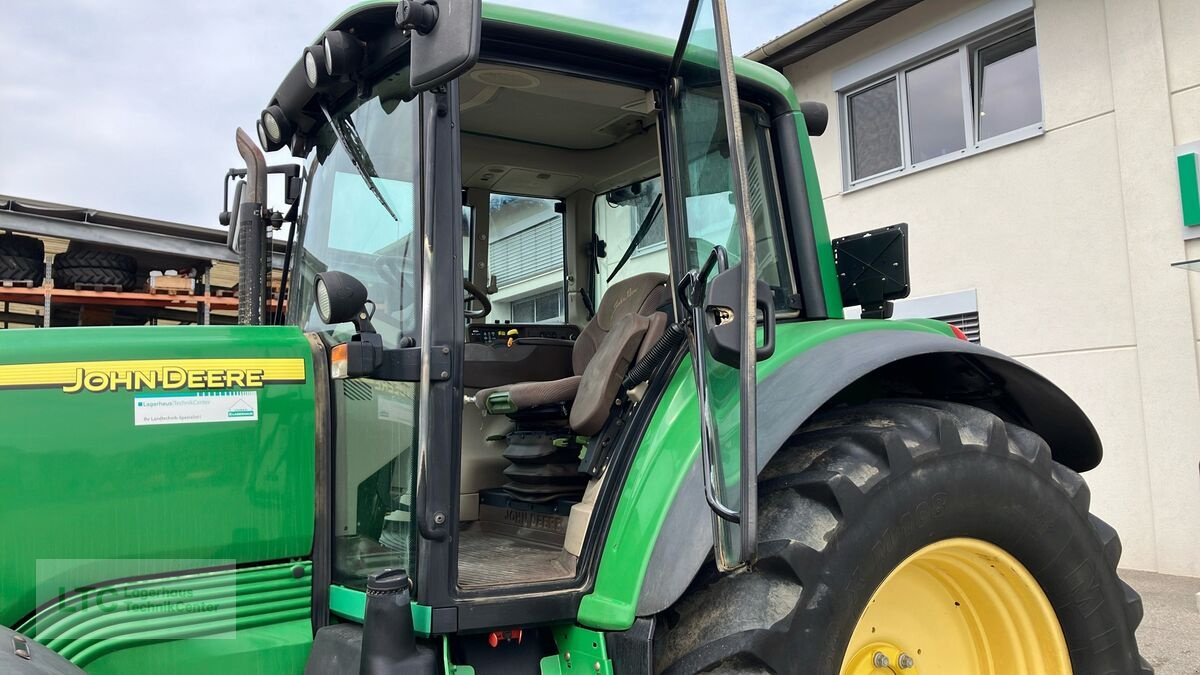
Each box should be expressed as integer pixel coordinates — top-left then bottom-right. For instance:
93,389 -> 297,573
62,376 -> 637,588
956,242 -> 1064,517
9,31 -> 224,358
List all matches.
259,105 -> 292,151
303,45 -> 328,88
322,30 -> 364,78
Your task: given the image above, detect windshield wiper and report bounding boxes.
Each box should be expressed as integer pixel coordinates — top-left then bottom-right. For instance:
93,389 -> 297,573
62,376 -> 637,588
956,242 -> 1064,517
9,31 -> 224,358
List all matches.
319,102 -> 399,222
606,193 -> 664,283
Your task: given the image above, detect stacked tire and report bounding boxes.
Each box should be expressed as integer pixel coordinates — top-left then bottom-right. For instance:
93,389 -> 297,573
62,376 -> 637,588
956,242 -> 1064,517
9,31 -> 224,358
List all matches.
52,249 -> 138,291
0,233 -> 46,285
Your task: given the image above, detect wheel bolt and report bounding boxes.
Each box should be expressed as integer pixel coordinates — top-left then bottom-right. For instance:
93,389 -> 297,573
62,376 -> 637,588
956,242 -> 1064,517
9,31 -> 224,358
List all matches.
872,651 -> 890,668
898,652 -> 914,669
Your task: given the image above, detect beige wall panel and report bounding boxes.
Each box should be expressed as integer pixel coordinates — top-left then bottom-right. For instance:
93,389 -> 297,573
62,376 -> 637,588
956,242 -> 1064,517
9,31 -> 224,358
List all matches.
822,115 -> 1136,356
1172,85 -> 1200,145
1159,0 -> 1200,93
1036,0 -> 1116,130
1104,0 -> 1200,577
1019,348 -> 1158,571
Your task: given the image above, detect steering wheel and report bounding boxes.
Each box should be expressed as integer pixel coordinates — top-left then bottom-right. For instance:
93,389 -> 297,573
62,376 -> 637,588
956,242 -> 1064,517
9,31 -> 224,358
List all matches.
464,279 -> 492,318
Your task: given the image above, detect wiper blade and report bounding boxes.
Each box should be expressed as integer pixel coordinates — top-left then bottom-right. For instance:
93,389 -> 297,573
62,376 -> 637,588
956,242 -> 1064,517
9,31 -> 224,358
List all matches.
606,193 -> 664,283
320,102 -> 399,222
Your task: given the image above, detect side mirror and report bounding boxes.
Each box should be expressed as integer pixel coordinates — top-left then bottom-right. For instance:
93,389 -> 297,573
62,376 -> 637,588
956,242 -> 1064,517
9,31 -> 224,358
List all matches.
799,101 -> 829,137
399,0 -> 481,91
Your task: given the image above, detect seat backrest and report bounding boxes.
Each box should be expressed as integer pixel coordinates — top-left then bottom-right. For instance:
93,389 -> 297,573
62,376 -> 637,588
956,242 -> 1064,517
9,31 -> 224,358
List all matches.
572,273 -> 671,376
569,273 -> 671,435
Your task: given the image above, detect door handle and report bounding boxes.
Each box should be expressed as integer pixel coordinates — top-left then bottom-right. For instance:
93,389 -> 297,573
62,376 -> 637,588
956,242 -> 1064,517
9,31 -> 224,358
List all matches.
755,283 -> 775,362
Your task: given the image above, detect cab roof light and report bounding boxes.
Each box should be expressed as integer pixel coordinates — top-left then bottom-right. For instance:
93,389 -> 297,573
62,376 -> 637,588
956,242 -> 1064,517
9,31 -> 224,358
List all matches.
323,30 -> 365,78
259,105 -> 292,151
303,45 -> 330,88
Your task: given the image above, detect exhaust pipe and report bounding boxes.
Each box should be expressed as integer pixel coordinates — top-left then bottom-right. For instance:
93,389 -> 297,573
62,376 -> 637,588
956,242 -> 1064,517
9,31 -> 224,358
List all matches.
359,569 -> 436,674
234,127 -> 269,325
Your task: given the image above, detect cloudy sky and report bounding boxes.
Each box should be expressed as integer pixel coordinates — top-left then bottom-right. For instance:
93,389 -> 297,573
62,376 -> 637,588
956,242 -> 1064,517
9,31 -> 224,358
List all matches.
0,0 -> 830,227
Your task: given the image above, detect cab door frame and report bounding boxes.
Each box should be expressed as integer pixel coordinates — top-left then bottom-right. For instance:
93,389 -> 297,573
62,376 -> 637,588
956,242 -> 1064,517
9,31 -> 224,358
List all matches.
662,0 -> 771,569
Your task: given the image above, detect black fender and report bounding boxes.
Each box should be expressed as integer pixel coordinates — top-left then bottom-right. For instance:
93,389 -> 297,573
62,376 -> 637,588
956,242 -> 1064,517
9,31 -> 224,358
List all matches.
636,329 -> 1102,616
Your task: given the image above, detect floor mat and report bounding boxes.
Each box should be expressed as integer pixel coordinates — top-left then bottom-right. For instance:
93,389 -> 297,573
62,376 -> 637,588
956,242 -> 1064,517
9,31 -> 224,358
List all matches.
458,523 -> 578,589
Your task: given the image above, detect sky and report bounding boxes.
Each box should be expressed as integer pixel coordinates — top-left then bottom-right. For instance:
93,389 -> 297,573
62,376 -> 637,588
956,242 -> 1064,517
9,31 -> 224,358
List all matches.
0,0 -> 831,227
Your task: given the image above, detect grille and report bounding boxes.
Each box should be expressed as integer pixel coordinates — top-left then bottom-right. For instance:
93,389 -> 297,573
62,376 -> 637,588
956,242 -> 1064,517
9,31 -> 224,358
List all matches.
935,311 -> 981,343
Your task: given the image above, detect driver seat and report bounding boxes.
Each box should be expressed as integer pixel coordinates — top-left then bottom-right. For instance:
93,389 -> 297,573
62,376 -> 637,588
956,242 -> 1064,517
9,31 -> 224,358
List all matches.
474,272 -> 671,436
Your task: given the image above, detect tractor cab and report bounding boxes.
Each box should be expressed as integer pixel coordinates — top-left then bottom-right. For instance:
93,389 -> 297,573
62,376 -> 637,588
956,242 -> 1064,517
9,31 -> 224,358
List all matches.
0,0 -> 1151,672
226,0 -> 818,641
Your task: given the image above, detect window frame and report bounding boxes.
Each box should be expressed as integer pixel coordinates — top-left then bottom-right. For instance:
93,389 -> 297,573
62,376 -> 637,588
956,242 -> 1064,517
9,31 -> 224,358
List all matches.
839,16 -> 1042,191
510,288 -> 564,324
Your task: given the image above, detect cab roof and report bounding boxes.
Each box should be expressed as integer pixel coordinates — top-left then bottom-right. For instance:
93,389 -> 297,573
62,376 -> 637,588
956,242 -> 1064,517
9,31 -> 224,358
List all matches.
320,1 -> 801,110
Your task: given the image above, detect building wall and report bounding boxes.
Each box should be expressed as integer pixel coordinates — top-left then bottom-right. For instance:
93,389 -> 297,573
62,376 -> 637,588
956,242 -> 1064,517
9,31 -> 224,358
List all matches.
781,0 -> 1200,575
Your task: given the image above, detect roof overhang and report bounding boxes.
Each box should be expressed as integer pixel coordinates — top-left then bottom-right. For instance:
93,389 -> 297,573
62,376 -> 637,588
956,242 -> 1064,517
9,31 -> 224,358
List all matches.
745,0 -> 924,70
0,196 -> 285,268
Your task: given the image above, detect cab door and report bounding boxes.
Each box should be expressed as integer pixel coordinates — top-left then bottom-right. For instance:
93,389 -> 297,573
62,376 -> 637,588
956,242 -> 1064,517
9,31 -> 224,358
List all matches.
666,0 -> 775,570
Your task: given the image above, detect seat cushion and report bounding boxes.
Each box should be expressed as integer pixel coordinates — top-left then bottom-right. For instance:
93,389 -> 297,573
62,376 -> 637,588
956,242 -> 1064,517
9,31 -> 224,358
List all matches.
475,375 -> 582,414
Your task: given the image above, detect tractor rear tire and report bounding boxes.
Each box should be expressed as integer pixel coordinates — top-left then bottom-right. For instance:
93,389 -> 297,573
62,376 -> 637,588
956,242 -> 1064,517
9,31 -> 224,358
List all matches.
0,233 -> 44,261
0,254 -> 45,284
653,400 -> 1151,675
52,265 -> 136,291
53,249 -> 137,273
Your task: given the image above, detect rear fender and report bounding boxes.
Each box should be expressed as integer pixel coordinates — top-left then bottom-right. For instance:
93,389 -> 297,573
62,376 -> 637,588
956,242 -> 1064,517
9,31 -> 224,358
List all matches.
631,329 -> 1102,619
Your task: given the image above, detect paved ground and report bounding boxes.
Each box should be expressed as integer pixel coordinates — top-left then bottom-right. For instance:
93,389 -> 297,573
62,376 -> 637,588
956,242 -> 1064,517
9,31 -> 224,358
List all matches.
1123,569 -> 1200,675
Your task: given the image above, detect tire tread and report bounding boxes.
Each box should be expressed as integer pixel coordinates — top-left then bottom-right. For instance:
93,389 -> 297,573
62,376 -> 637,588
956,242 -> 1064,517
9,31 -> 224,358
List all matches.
654,399 -> 1152,675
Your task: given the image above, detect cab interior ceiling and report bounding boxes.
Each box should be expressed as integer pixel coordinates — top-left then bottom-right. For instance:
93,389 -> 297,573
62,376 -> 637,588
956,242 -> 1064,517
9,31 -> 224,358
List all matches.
459,63 -> 660,199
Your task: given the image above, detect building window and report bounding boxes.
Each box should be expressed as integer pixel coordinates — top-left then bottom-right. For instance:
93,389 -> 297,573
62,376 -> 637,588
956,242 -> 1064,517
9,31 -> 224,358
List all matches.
848,79 -> 903,180
488,215 -> 563,286
842,19 -> 1041,188
905,53 -> 966,164
511,289 -> 563,324
976,27 -> 1041,141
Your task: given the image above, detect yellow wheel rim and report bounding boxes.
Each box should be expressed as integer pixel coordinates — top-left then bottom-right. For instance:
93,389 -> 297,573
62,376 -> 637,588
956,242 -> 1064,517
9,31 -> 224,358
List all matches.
840,538 -> 1071,675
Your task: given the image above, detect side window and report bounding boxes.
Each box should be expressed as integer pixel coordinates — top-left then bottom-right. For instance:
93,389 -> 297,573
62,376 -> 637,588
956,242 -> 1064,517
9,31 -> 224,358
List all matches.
743,119 -> 794,303
486,194 -> 566,324
593,177 -> 669,301
676,95 -> 796,311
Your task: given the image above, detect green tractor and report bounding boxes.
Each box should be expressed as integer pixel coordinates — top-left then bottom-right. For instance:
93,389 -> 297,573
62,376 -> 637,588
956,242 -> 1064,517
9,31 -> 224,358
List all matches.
0,1 -> 1152,673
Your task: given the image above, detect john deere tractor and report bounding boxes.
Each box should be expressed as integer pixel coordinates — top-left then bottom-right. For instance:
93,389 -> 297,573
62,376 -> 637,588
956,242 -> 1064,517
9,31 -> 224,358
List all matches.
0,1 -> 1152,673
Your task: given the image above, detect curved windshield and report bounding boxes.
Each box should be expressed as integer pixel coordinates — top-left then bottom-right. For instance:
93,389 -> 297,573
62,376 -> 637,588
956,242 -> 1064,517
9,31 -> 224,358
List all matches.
290,93 -> 421,591
292,95 -> 419,349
